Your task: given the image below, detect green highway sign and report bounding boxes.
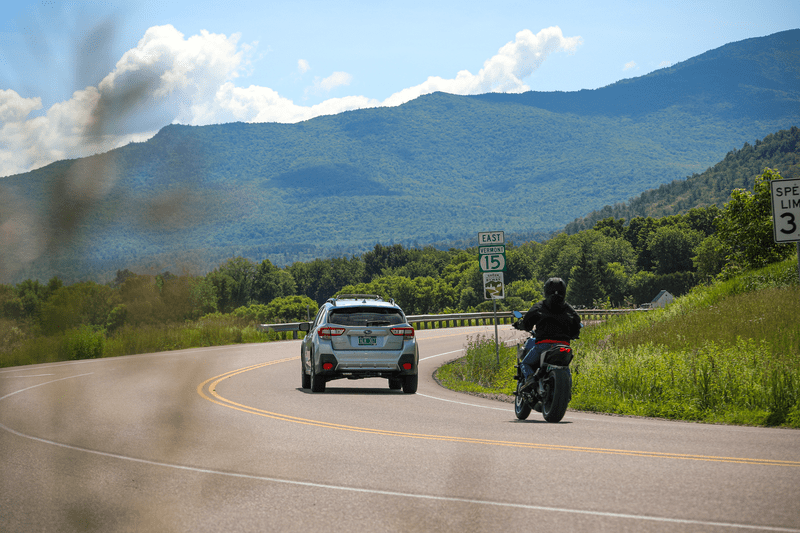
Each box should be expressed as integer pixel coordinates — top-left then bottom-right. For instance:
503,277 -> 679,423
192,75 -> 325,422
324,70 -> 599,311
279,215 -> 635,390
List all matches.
479,247 -> 506,272
478,231 -> 506,272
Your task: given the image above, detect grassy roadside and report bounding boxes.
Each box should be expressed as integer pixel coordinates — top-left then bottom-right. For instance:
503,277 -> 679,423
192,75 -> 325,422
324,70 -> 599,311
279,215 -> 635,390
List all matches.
0,315 -> 291,368
436,258 -> 800,428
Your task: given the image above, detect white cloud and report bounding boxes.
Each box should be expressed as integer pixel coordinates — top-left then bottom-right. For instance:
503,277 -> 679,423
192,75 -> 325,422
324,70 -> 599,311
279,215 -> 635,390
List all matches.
623,61 -> 637,71
0,90 -> 42,122
305,71 -> 353,97
0,25 -> 581,178
382,27 -> 582,106
658,60 -> 672,68
319,71 -> 353,92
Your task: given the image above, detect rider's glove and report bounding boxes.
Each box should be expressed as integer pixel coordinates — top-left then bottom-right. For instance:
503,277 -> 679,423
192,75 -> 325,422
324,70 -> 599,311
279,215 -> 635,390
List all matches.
512,320 -> 522,330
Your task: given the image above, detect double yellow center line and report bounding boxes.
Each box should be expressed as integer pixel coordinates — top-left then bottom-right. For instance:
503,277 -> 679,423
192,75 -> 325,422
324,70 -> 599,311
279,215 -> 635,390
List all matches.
197,357 -> 800,468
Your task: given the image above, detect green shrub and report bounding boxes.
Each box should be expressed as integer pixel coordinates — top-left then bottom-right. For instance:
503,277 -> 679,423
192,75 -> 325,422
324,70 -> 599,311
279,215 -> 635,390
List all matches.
61,325 -> 105,360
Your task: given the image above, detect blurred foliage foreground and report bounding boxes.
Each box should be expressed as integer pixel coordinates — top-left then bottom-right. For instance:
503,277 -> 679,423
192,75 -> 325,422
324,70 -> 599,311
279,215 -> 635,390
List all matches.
437,258 -> 800,428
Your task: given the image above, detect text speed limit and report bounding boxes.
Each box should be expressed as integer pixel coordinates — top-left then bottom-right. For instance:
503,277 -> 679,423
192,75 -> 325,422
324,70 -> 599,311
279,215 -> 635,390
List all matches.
771,178 -> 800,243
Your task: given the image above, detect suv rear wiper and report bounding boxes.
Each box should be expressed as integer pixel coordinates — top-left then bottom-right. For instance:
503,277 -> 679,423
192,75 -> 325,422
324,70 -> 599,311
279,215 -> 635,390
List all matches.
366,320 -> 391,326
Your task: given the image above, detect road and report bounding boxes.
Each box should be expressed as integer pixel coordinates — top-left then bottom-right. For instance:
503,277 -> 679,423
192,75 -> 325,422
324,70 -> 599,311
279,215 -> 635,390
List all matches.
1,325 -> 799,532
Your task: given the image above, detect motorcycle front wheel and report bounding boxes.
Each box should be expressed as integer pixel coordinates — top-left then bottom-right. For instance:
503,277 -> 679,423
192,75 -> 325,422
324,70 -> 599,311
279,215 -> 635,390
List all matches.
514,380 -> 532,420
541,368 -> 571,423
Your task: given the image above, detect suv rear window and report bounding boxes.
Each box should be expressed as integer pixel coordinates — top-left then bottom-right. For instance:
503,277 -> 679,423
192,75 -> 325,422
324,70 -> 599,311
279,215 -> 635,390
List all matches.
328,307 -> 404,327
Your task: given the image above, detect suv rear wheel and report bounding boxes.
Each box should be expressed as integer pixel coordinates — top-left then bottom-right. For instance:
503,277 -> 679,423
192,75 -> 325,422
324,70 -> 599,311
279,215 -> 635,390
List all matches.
310,354 -> 326,393
402,374 -> 418,394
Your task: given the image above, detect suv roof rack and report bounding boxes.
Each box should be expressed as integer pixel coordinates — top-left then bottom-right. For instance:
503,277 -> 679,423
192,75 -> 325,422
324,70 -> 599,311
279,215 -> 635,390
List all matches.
328,294 -> 395,305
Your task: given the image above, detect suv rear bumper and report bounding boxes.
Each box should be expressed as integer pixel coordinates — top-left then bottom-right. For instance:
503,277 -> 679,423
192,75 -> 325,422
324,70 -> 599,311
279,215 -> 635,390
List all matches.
315,351 -> 417,380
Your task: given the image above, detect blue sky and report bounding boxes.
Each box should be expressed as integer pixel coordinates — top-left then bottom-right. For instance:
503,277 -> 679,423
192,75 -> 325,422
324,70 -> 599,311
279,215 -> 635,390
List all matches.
0,0 -> 798,178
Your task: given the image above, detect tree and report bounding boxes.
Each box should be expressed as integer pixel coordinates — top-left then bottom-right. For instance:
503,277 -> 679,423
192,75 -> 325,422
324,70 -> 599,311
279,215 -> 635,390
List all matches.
288,256 -> 365,305
624,217 -> 659,271
600,262 -> 630,307
208,257 -> 257,312
566,250 -> 603,307
692,234 -> 727,280
263,295 -> 318,323
504,243 -> 538,285
363,244 -> 410,279
647,225 -> 704,275
593,217 -> 625,238
253,259 -> 296,304
39,282 -> 114,335
715,168 -> 794,276
506,279 -> 543,305
189,276 -> 218,318
410,276 -> 458,314
117,275 -> 164,326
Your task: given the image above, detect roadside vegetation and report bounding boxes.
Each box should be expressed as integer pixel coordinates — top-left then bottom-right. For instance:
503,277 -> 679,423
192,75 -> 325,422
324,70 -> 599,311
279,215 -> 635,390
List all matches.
436,167 -> 800,428
2,164 -> 798,432
437,258 -> 800,428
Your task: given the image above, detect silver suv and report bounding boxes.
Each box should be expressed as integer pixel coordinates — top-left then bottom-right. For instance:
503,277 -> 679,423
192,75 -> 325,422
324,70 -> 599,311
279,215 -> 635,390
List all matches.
299,294 -> 419,393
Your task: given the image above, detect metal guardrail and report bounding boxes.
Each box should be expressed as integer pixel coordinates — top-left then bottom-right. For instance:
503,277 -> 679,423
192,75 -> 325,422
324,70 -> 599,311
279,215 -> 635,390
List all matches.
257,309 -> 644,340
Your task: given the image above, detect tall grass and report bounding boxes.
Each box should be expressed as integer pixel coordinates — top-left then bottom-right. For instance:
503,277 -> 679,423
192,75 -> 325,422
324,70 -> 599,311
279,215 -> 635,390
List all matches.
439,258 -> 800,427
435,334 -> 519,394
0,314 -> 292,368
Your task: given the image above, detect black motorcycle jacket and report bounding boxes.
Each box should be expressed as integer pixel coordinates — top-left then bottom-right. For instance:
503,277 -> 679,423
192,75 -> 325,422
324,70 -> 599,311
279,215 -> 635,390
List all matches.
518,278 -> 581,342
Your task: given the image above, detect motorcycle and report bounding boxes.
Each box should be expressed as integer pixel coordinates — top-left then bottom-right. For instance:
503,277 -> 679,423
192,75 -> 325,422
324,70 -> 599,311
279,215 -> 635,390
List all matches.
511,310 -> 575,423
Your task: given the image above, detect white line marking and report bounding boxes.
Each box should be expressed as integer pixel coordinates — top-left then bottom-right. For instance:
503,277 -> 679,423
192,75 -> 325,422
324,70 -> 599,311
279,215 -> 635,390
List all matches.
0,373 -> 93,401
0,416 -> 796,532
416,392 -> 510,412
420,349 -> 463,361
1,374 -> 55,378
3,369 -> 797,531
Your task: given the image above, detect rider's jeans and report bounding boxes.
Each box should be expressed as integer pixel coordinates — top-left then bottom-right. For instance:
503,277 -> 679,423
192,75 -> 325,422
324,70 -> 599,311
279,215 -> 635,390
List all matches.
521,340 -> 558,380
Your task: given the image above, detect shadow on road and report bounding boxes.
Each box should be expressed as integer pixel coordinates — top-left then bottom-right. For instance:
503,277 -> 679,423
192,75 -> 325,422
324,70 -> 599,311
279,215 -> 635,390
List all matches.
295,387 -> 407,395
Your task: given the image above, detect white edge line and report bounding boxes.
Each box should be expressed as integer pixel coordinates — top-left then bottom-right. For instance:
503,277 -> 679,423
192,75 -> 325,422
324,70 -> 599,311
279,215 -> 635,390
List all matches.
420,349 -> 511,411
0,373 -> 94,401
416,392 -> 510,412
1,417 -> 796,533
2,374 -> 55,378
420,349 -> 463,361
3,374 -> 798,532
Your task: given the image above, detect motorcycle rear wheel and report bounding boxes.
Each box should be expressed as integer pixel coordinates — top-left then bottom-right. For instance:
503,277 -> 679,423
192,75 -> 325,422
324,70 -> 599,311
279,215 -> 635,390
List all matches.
514,381 -> 532,420
541,368 -> 570,423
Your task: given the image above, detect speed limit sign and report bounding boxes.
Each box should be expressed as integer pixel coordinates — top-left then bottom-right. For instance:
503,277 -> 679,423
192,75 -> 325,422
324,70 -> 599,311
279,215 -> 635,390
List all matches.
771,178 -> 800,243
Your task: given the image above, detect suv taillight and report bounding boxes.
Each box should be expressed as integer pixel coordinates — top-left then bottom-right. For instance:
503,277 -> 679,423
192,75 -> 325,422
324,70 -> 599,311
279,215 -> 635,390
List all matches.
318,326 -> 345,340
391,326 -> 415,339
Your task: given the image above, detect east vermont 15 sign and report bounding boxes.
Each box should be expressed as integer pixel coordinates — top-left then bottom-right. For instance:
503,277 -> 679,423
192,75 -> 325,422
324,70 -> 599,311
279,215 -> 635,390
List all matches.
478,231 -> 505,272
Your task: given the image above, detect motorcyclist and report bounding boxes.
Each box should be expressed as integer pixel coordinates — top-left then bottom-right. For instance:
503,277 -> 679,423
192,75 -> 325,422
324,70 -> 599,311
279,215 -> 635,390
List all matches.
513,277 -> 581,390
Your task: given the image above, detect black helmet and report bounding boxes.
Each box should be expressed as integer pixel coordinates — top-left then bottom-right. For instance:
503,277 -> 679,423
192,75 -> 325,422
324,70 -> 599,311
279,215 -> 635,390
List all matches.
544,277 -> 567,307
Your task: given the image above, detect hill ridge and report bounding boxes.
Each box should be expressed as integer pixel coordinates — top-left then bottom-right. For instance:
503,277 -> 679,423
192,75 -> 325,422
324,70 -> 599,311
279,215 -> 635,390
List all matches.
1,30 -> 799,283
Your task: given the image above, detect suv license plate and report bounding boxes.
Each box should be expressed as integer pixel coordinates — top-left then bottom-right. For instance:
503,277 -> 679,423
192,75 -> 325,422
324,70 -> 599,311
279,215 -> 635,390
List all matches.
358,336 -> 377,346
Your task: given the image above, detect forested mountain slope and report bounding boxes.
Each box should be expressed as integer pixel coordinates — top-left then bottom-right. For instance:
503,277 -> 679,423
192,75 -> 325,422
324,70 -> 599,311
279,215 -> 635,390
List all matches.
565,126 -> 800,233
2,30 -> 799,283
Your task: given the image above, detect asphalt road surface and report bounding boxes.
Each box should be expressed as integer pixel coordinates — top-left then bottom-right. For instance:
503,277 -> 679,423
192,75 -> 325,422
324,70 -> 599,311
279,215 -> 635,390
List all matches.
1,325 -> 799,532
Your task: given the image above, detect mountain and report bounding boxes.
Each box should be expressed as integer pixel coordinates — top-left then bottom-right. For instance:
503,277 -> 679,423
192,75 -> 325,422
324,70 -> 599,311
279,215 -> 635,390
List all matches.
564,126 -> 800,233
2,29 -> 799,284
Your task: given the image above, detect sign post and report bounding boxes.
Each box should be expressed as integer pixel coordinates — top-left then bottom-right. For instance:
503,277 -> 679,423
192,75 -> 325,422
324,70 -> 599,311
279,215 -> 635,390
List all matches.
770,177 -> 800,284
479,231 -> 505,364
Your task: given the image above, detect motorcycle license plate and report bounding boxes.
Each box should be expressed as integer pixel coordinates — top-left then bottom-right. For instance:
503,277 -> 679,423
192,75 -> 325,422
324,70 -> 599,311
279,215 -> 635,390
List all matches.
358,336 -> 377,346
